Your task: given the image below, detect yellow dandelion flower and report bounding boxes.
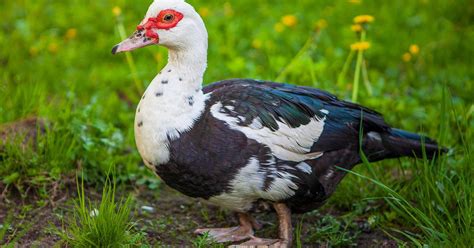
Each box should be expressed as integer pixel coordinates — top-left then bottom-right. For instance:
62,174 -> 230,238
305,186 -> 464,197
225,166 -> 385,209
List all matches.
112,6 -> 122,17
315,19 -> 328,30
351,24 -> 363,32
402,52 -> 412,62
48,42 -> 58,54
252,39 -> 262,49
274,23 -> 285,33
348,0 -> 362,4
350,41 -> 371,51
65,28 -> 77,40
409,44 -> 420,55
199,7 -> 210,18
354,15 -> 374,24
281,15 -> 297,27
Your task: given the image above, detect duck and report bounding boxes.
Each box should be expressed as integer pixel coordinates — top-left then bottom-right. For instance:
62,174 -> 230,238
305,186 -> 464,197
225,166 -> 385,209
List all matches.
112,0 -> 446,246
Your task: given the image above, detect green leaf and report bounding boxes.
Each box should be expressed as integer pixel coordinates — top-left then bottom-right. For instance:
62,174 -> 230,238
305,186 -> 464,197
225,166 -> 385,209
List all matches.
2,172 -> 20,184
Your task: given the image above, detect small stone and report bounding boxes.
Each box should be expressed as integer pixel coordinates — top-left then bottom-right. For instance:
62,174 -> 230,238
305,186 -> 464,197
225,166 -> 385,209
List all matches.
141,206 -> 155,213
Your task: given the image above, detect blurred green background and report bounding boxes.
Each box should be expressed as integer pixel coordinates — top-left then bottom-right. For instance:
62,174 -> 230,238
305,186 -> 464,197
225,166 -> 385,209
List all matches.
2,0 -> 473,121
0,0 -> 473,246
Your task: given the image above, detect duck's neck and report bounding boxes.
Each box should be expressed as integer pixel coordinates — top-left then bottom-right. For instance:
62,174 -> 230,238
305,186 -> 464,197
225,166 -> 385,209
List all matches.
145,43 -> 208,104
135,43 -> 208,165
166,46 -> 207,89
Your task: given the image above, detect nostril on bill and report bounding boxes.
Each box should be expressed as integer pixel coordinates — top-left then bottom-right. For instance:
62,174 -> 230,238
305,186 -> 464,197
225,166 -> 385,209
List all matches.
111,45 -> 119,55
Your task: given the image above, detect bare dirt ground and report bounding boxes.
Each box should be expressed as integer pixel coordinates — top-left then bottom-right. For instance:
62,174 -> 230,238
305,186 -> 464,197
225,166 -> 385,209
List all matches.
0,182 -> 399,247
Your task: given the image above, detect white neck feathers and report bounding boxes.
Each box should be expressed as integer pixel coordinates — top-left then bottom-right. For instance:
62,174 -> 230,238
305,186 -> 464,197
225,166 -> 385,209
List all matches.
134,32 -> 209,166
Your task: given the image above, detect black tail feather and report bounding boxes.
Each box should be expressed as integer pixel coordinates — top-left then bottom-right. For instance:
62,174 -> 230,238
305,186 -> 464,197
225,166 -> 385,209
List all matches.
362,128 -> 447,162
382,128 -> 448,160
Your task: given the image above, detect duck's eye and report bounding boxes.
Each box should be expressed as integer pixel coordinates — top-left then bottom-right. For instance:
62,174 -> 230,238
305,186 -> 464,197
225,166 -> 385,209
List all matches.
163,14 -> 174,22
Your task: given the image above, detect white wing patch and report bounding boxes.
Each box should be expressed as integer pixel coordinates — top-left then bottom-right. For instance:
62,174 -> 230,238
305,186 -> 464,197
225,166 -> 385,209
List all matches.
208,157 -> 299,212
210,102 -> 327,162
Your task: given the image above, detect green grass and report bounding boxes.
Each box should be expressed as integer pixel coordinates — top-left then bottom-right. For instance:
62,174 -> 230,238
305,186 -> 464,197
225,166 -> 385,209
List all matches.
0,211 -> 31,246
0,0 -> 473,246
0,213 -> 13,244
192,232 -> 221,248
305,214 -> 360,247
61,174 -> 147,247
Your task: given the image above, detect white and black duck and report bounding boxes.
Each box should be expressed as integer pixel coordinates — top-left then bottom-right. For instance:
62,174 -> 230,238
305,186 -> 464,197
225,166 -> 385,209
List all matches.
112,0 -> 446,246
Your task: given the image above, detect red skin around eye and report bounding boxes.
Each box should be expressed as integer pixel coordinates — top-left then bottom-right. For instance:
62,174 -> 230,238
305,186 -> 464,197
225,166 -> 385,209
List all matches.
136,9 -> 184,39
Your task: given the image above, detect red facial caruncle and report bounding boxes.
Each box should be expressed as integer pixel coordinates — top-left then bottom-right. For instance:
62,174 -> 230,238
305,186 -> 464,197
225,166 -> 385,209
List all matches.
137,9 -> 184,41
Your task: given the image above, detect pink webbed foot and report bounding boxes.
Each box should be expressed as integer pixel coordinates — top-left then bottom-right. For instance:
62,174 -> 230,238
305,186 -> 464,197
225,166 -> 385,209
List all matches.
231,203 -> 292,248
194,212 -> 255,243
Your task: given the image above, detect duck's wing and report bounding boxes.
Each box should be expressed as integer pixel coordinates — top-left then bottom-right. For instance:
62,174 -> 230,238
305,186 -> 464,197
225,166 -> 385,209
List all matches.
204,79 -> 390,162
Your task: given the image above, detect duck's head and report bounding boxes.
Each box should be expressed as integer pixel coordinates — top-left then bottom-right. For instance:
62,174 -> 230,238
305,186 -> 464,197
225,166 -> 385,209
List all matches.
112,0 -> 207,54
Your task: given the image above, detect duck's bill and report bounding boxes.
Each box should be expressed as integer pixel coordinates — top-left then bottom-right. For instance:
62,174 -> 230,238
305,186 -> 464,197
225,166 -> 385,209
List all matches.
112,31 -> 158,54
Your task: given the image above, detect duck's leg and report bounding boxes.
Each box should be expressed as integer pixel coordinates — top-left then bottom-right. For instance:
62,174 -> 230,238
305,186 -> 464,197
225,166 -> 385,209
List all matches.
194,212 -> 256,243
237,202 -> 292,248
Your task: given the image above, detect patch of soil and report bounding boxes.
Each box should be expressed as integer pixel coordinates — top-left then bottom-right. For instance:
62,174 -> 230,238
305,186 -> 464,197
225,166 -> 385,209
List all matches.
0,117 -> 48,152
0,178 -> 77,247
0,183 -> 399,247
